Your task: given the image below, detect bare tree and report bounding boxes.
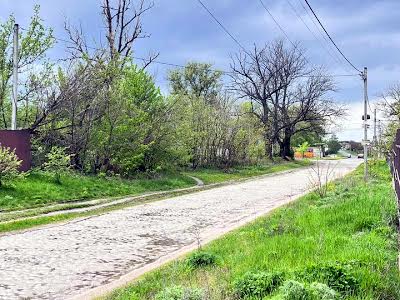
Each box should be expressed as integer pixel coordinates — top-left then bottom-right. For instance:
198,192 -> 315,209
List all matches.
230,40 -> 342,159
380,83 -> 400,121
65,0 -> 158,67
308,161 -> 337,198
102,0 -> 153,59
230,42 -> 288,158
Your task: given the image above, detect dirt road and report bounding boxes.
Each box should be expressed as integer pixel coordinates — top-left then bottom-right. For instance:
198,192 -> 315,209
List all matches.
0,159 -> 361,300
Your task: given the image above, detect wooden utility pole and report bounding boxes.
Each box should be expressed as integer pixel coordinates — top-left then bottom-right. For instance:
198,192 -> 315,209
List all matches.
12,23 -> 19,130
362,67 -> 368,181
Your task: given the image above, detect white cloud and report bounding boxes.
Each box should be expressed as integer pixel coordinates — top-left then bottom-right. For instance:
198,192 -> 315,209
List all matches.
333,98 -> 384,141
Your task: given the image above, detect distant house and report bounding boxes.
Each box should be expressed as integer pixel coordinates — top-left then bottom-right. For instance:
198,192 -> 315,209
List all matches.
340,141 -> 352,150
340,140 -> 363,152
308,146 -> 324,158
294,143 -> 325,158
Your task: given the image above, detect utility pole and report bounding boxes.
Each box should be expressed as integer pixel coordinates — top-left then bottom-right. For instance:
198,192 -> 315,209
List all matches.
378,119 -> 382,159
373,108 -> 377,157
12,23 -> 19,130
373,108 -> 377,143
362,67 -> 368,181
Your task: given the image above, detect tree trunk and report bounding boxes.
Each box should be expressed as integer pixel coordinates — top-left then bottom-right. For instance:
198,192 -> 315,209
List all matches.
279,129 -> 293,160
263,126 -> 273,160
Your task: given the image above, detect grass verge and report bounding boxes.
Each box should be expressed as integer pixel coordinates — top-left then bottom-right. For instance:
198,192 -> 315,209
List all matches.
105,161 -> 400,300
0,172 -> 195,212
184,160 -> 310,184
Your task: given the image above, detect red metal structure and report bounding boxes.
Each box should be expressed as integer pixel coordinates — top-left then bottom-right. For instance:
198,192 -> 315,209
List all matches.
0,130 -> 31,171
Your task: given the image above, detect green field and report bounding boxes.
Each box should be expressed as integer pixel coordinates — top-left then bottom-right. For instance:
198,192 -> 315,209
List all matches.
106,161 -> 400,300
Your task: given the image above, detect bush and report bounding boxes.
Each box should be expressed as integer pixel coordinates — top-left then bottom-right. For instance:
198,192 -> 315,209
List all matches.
280,280 -> 309,300
43,146 -> 71,184
297,263 -> 359,294
234,271 -> 284,298
155,286 -> 203,300
309,282 -> 338,300
278,281 -> 339,300
186,251 -> 217,268
0,146 -> 23,187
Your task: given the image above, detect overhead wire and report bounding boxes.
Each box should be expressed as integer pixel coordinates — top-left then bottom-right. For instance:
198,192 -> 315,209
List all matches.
296,0 -> 353,74
195,0 -> 249,54
303,0 -> 362,73
285,0 -> 344,68
257,0 -> 296,48
44,31 -> 358,78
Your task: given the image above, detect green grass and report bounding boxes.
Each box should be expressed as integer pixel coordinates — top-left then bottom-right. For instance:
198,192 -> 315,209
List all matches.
184,160 -> 311,184
0,172 -> 196,211
105,161 -> 400,300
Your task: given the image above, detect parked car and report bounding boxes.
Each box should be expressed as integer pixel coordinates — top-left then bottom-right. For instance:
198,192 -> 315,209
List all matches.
357,153 -> 364,159
347,153 -> 352,158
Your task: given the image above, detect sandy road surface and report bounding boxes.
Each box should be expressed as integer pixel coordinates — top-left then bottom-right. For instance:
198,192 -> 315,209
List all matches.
0,159 -> 361,300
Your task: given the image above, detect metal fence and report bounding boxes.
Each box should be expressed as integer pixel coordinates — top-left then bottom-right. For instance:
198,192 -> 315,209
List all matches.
0,130 -> 31,171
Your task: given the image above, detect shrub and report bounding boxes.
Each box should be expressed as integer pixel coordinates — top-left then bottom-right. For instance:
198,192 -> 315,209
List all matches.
298,263 -> 359,294
309,282 -> 338,300
155,286 -> 203,300
43,146 -> 71,184
0,146 -> 23,187
186,251 -> 217,268
234,271 -> 284,298
280,280 -> 309,300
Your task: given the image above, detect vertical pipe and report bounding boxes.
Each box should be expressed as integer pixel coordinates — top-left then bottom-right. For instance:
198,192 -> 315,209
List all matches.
363,67 -> 368,180
12,23 -> 19,130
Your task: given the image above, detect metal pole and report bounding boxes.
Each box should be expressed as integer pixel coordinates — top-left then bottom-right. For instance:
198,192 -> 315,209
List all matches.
373,108 -> 377,157
12,23 -> 19,130
363,67 -> 368,180
373,108 -> 377,143
378,119 -> 382,159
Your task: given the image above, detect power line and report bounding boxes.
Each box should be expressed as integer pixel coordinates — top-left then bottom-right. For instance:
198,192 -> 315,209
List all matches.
303,0 -> 362,73
52,35 -> 359,78
285,0 -> 344,68
21,26 -> 359,79
296,0 -> 352,74
258,0 -> 296,47
195,0 -> 249,53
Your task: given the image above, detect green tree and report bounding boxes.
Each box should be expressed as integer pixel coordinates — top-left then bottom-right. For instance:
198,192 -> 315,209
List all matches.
296,141 -> 310,158
43,146 -> 71,184
0,146 -> 23,187
168,62 -> 222,102
327,135 -> 341,154
89,64 -> 169,176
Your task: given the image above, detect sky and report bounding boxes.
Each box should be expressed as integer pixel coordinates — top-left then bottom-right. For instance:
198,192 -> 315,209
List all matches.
1,0 -> 399,141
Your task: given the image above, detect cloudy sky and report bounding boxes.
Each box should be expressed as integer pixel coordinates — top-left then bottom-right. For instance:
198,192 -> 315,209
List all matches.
2,0 -> 398,141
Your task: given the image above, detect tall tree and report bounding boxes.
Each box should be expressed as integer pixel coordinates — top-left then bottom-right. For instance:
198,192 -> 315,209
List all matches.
231,40 -> 341,159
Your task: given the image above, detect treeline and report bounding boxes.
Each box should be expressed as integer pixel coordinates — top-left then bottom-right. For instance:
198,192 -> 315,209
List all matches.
0,1 -> 342,177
